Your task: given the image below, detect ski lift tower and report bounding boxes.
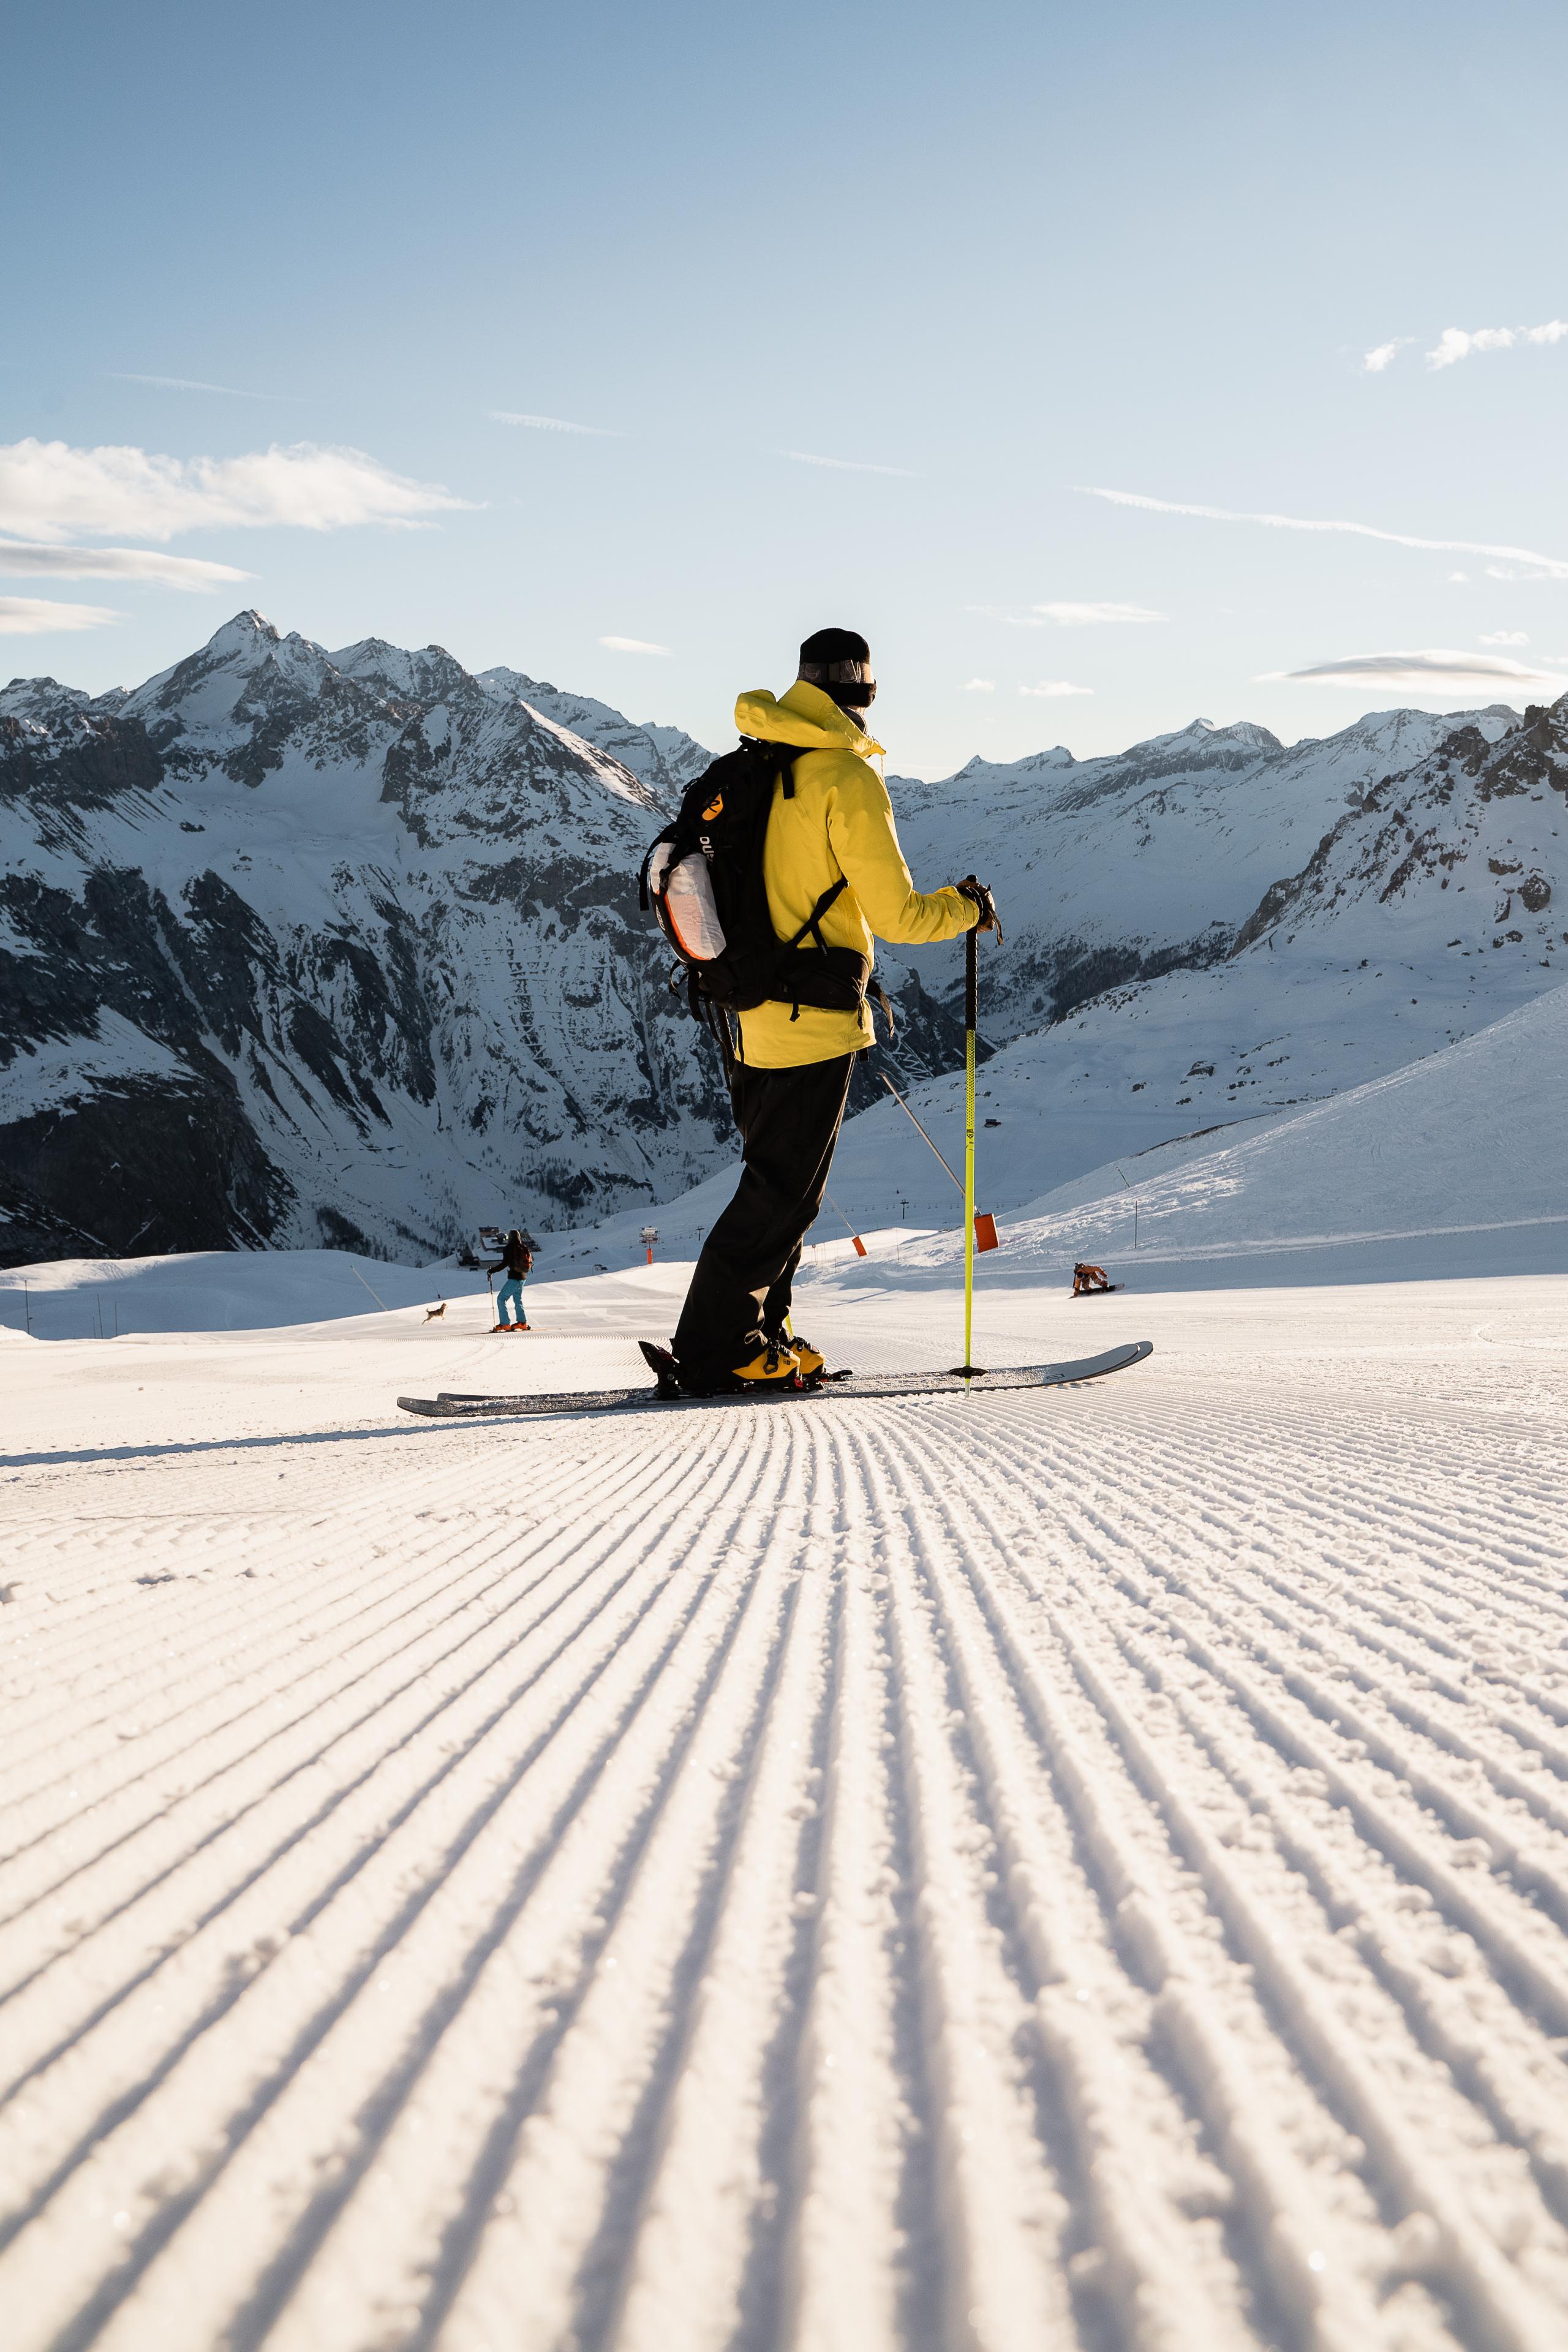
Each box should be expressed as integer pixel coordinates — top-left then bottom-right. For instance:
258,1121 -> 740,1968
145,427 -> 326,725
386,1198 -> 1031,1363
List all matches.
640,1226 -> 658,1267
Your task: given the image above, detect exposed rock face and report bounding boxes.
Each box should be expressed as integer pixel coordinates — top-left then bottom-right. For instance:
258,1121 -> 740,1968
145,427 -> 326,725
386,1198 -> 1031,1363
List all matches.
0,612 -> 972,1265
1227,696 -> 1568,954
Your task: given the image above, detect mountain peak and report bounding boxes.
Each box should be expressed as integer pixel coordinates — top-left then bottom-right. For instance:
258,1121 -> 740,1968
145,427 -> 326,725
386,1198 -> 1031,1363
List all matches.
203,609 -> 282,660
330,637 -> 472,703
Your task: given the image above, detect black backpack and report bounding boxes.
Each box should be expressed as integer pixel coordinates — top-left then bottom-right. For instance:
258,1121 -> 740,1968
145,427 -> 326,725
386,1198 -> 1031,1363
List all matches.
639,738 -> 891,1038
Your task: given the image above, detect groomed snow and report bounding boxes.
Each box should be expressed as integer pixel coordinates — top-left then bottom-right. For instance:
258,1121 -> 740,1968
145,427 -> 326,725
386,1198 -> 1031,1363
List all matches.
3,1230 -> 1568,2351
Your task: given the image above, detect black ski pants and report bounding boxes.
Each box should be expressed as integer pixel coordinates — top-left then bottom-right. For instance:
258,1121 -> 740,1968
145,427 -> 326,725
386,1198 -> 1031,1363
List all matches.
673,1051 -> 856,1381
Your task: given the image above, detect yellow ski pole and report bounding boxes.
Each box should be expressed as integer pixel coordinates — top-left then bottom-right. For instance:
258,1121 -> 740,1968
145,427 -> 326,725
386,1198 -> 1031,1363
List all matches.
963,920 -> 977,1373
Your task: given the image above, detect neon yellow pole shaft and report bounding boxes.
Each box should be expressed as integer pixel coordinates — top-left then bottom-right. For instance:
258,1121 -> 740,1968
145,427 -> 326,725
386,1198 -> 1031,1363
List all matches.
963,921 -> 978,1371
963,1025 -> 976,1367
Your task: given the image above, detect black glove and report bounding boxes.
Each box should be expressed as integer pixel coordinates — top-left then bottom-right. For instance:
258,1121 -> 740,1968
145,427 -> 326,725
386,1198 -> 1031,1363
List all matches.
957,875 -> 1001,939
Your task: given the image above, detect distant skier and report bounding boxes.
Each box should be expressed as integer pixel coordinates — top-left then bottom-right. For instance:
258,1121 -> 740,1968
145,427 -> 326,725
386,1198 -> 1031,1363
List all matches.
1073,1262 -> 1112,1294
487,1230 -> 533,1330
659,627 -> 996,1393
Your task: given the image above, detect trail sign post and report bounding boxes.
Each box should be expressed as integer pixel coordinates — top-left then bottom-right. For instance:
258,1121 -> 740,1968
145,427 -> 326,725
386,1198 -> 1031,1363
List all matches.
640,1226 -> 658,1265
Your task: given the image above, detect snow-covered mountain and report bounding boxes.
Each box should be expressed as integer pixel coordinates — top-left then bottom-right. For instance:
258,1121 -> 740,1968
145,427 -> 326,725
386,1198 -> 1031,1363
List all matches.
6,606 -> 1564,1273
890,704 -> 1521,1034
805,690 -> 1568,1225
0,613 -> 970,1265
474,666 -> 714,800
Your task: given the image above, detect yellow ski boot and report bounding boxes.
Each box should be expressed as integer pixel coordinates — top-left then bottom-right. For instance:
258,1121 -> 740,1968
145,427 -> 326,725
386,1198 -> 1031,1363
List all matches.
731,1337 -> 802,1387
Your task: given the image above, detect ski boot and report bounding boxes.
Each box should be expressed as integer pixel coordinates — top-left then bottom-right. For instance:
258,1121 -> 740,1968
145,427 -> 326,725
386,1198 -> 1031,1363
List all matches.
730,1337 -> 802,1389
639,1341 -> 684,1400
771,1328 -> 825,1379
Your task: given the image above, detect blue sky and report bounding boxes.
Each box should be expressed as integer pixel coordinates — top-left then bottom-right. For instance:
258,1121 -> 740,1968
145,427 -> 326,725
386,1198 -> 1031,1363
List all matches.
4,0 -> 1567,774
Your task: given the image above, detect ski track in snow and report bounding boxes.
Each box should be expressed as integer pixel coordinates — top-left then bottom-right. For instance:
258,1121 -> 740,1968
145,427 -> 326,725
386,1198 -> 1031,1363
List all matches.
3,1294 -> 1568,2349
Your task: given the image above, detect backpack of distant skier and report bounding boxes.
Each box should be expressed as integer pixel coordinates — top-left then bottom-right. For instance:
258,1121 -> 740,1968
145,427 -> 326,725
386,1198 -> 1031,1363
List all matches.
638,737 -> 891,1039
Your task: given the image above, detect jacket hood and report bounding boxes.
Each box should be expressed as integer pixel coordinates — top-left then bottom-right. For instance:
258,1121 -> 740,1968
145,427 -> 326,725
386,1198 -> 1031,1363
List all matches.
734,678 -> 885,760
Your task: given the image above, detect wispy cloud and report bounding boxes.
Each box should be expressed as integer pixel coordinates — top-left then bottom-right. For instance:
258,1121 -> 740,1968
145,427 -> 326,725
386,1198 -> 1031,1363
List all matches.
1019,679 -> 1092,698
489,410 -> 621,436
962,679 -> 996,693
0,439 -> 472,544
777,450 -> 916,478
0,595 -> 119,636
1480,630 -> 1528,646
1363,337 -> 1411,373
1260,647 -> 1568,692
110,372 -> 276,399
599,635 -> 670,655
1080,485 -> 1568,582
1012,600 -> 1166,626
1428,319 -> 1568,369
0,540 -> 249,590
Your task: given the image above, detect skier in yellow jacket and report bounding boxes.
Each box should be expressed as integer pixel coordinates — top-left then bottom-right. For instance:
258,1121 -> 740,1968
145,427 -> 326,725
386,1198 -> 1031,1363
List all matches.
671,627 -> 997,1392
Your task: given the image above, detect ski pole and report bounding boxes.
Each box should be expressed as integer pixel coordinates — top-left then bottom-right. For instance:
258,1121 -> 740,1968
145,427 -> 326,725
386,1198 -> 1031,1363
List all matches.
822,1188 -> 867,1257
880,1073 -> 962,1192
350,1262 -> 390,1311
963,922 -> 977,1374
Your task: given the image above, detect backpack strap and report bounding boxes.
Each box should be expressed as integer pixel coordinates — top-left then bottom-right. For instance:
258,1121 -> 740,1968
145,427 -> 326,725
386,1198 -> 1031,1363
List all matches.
778,876 -> 848,957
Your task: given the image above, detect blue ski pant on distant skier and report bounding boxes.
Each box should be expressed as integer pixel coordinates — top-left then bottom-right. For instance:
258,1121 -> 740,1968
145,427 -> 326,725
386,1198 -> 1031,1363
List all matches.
497,1277 -> 527,1325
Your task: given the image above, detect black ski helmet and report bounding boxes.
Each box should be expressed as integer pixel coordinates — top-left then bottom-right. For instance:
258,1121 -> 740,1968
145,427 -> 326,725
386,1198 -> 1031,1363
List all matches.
798,626 -> 876,714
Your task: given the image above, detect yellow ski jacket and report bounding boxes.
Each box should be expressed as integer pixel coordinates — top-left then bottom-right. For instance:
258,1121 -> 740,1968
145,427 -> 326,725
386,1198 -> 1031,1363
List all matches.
729,679 -> 978,1067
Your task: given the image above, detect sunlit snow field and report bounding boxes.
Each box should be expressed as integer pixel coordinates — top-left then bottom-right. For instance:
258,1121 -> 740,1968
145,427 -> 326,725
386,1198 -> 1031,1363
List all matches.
2,1215 -> 1568,2352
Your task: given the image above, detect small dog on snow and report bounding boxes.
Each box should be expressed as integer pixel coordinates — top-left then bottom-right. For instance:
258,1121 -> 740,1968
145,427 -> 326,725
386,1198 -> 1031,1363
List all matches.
424,1302 -> 447,1322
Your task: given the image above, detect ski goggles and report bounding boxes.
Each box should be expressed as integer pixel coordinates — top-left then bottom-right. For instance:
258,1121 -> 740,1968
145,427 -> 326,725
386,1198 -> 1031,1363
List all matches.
798,657 -> 876,705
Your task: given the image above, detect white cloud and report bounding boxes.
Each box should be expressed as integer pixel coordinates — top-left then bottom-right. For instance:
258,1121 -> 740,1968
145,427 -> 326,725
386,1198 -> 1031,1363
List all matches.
0,596 -> 119,635
962,679 -> 996,692
1480,630 -> 1528,646
0,540 -> 249,590
0,438 -> 472,545
1427,318 -> 1568,369
777,450 -> 916,477
1019,679 -> 1093,698
1428,326 -> 1513,369
1016,600 -> 1166,626
599,635 -> 671,655
110,373 -> 274,399
1447,571 -> 1469,583
1080,485 -> 1568,582
1363,338 -> 1409,372
489,410 -> 621,436
1261,647 -> 1568,691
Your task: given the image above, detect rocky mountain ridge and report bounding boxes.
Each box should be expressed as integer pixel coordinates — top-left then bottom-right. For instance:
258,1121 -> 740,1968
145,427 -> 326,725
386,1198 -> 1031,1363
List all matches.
891,703 -> 1523,1034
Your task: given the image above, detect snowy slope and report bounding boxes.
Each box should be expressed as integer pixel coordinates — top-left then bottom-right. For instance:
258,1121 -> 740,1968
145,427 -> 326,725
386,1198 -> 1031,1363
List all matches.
3,1247 -> 1568,2349
473,663 -> 715,797
822,979 -> 1568,1285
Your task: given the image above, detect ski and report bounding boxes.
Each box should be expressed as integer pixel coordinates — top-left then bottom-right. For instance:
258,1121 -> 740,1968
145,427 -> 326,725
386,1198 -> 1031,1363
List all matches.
397,1341 -> 1153,1420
